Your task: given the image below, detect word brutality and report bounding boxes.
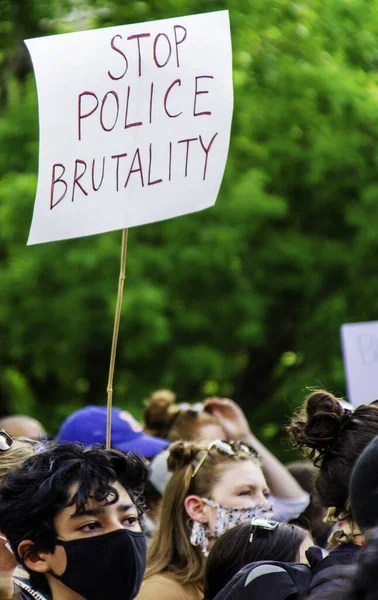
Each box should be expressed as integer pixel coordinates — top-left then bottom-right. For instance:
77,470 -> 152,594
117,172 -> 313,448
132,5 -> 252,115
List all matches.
50,26 -> 219,209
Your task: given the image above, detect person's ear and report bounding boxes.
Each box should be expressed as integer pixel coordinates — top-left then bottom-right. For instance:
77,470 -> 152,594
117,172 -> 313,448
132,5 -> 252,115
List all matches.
184,495 -> 208,523
18,540 -> 50,574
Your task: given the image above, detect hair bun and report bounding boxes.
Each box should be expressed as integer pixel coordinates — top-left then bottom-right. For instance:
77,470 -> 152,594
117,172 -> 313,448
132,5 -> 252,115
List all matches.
167,441 -> 202,472
144,389 -> 178,438
288,390 -> 348,458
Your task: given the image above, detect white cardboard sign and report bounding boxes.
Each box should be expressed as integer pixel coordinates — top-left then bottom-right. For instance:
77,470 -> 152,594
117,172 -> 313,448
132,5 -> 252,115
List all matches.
341,321 -> 378,406
25,11 -> 233,245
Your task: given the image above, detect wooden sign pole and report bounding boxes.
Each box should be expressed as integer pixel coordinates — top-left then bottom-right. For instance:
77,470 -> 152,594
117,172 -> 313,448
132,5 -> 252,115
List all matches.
106,228 -> 129,449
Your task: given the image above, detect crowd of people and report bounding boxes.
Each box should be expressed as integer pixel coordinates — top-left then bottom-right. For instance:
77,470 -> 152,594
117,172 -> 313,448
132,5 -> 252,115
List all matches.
0,389 -> 378,599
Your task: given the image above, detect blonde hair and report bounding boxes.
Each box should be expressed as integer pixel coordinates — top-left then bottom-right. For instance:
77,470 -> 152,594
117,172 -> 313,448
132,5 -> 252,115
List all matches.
0,437 -> 37,483
144,389 -> 223,441
145,441 -> 259,585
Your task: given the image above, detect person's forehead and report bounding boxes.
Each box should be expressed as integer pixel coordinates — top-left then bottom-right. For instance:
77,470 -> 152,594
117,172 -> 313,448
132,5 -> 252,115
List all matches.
195,422 -> 227,441
0,417 -> 46,439
217,460 -> 266,487
62,480 -> 134,517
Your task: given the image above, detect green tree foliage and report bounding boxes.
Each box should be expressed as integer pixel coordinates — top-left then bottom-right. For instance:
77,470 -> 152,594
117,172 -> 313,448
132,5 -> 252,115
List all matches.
1,0 -> 378,457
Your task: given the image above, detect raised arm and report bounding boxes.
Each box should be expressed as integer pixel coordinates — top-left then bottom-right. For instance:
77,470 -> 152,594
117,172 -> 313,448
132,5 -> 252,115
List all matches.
203,397 -> 305,499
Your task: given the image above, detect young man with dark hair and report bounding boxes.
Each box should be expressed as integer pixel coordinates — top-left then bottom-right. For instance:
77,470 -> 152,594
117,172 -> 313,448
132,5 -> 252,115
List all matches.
0,442 -> 149,600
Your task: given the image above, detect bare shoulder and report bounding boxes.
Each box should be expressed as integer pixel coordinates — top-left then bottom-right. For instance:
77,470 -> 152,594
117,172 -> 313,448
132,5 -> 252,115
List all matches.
136,574 -> 202,600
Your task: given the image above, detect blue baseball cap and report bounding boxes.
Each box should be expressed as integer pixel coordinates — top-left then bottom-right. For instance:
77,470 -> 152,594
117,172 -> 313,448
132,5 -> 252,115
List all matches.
57,405 -> 169,458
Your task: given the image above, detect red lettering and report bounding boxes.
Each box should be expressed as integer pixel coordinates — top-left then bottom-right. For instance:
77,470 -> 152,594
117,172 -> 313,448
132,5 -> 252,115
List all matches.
193,75 -> 214,117
125,148 -> 144,188
78,92 -> 99,141
127,33 -> 151,77
164,79 -> 182,118
124,86 -> 143,129
177,137 -> 198,177
91,157 -> 106,191
100,91 -> 119,132
199,133 -> 218,180
168,142 -> 172,181
153,33 -> 172,68
174,25 -> 187,67
111,153 -> 127,192
149,82 -> 154,124
148,143 -> 163,186
72,159 -> 88,202
50,164 -> 67,209
108,35 -> 128,80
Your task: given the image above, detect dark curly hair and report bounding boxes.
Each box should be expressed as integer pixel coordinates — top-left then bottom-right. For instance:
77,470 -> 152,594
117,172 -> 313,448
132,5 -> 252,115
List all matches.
0,442 -> 149,595
287,389 -> 378,512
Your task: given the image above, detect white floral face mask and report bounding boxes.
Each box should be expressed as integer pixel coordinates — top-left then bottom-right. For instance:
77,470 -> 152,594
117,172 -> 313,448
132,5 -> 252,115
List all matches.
190,498 -> 273,556
202,497 -> 274,536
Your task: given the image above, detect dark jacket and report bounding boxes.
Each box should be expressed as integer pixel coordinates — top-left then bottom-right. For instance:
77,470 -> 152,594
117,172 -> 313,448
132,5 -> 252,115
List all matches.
210,544 -> 361,600
210,561 -> 313,600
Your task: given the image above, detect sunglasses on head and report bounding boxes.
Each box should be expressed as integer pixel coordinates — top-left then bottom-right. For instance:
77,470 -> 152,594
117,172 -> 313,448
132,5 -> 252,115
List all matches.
191,439 -> 260,478
0,430 -> 14,452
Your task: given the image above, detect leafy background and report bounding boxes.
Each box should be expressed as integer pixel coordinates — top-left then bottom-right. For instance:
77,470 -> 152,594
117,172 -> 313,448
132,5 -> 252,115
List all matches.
1,0 -> 378,459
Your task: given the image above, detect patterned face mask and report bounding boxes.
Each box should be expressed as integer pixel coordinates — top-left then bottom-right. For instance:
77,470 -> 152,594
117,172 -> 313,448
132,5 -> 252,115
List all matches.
202,497 -> 274,536
190,498 -> 273,556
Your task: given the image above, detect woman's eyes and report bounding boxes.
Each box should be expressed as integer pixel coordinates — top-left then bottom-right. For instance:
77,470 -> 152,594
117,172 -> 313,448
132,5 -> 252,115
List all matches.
237,489 -> 270,498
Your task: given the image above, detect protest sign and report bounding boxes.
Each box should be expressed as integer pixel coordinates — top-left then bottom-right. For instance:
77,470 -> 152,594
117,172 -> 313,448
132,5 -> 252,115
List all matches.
25,10 -> 233,245
341,321 -> 378,407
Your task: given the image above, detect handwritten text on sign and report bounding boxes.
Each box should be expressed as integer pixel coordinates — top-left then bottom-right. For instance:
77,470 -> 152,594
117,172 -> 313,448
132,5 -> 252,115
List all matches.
25,11 -> 233,244
341,321 -> 378,407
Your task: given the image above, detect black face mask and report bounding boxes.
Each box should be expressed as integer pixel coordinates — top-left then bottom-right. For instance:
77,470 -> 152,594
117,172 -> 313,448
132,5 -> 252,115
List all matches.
50,529 -> 146,600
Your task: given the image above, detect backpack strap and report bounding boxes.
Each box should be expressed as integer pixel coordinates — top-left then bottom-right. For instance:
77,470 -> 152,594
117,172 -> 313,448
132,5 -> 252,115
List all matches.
13,578 -> 49,600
